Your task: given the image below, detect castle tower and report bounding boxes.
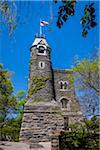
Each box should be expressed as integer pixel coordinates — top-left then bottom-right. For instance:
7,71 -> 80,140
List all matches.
27,35 -> 54,104
20,35 -> 64,143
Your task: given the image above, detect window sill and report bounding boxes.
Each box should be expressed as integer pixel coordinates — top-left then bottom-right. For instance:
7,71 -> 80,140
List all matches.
59,89 -> 70,91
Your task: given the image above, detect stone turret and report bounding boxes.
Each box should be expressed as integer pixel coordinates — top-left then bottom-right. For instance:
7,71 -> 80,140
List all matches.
27,36 -> 54,105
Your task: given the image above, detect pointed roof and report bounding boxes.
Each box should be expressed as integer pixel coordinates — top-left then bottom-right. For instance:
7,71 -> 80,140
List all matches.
32,36 -> 50,48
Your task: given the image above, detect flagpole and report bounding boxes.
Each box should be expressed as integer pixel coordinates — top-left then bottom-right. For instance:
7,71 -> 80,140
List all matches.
40,18 -> 42,37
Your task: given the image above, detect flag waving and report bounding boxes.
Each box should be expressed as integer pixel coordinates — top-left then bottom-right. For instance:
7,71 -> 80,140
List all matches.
40,20 -> 49,26
40,19 -> 49,36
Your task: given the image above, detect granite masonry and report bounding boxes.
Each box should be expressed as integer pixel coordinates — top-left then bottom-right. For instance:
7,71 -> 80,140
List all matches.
20,35 -> 83,147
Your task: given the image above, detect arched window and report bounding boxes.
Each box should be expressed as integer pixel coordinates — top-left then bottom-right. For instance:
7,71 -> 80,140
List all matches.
64,82 -> 68,89
37,45 -> 46,55
60,98 -> 69,108
60,81 -> 63,90
38,46 -> 45,53
39,61 -> 45,69
59,81 -> 68,90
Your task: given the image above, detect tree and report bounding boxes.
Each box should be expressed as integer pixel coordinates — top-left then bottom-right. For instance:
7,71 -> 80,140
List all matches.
72,56 -> 99,116
0,0 -> 17,36
59,116 -> 99,150
15,90 -> 27,121
73,58 -> 99,94
54,0 -> 97,37
0,64 -> 16,140
6,90 -> 27,142
0,64 -> 27,141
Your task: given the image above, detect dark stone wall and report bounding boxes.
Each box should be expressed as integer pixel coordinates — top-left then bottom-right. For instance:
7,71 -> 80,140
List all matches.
53,69 -> 80,112
28,46 -> 54,103
20,105 -> 64,143
30,47 -> 52,77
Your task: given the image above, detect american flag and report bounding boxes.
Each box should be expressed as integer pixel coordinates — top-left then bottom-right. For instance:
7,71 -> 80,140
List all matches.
40,20 -> 49,26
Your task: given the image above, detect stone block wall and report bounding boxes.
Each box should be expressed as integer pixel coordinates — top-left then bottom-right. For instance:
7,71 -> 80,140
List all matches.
20,104 -> 64,143
51,132 -> 60,150
28,45 -> 55,103
53,69 -> 81,112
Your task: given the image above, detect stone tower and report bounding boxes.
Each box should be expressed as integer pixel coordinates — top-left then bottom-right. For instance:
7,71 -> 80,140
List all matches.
20,35 -> 64,143
28,35 -> 54,104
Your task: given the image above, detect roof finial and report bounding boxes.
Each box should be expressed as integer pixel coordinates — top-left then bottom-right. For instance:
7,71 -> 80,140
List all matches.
36,33 -> 38,37
40,18 -> 42,37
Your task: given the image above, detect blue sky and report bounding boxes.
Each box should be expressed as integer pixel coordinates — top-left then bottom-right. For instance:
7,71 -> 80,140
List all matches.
0,1 -> 99,94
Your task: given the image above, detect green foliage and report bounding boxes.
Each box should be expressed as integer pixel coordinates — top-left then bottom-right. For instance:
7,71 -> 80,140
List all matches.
16,90 -> 26,101
66,69 -> 73,74
55,1 -> 97,37
0,117 -> 22,141
73,58 -> 99,93
0,64 -> 16,122
56,0 -> 76,28
29,76 -> 50,96
16,98 -> 27,108
60,116 -> 99,150
71,57 -> 99,116
84,116 -> 99,133
0,64 -> 27,141
0,0 -> 17,36
15,90 -> 27,115
81,3 -> 97,37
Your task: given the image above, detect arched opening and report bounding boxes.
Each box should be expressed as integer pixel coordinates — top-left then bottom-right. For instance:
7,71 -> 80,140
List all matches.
60,81 -> 63,90
37,45 -> 46,55
64,82 -> 68,89
38,46 -> 45,53
60,98 -> 69,109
